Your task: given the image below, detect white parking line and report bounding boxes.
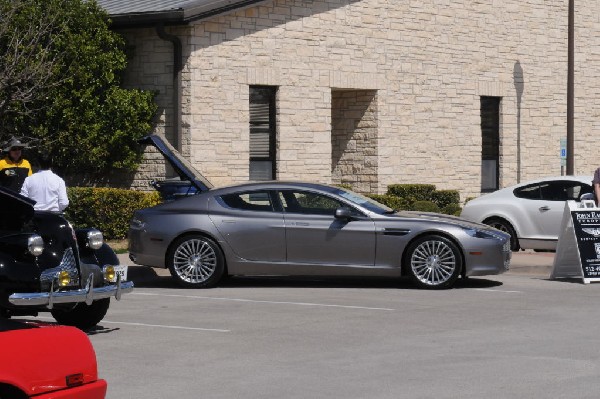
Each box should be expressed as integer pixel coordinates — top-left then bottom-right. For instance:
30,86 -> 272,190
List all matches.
99,320 -> 230,332
475,288 -> 522,293
132,292 -> 396,311
33,316 -> 230,332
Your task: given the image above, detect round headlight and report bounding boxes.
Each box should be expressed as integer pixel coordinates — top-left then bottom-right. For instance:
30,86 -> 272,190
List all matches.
87,229 -> 104,250
27,235 -> 44,256
57,270 -> 71,287
103,265 -> 116,282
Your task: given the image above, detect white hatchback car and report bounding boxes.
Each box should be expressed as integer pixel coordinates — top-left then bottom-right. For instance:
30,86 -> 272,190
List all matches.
460,176 -> 593,251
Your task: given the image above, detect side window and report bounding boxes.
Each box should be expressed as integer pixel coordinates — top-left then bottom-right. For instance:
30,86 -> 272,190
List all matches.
279,190 -> 345,215
220,191 -> 274,212
541,181 -> 592,201
514,184 -> 541,200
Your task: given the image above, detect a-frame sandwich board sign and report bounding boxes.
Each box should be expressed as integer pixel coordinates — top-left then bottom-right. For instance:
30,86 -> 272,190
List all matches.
551,200 -> 600,284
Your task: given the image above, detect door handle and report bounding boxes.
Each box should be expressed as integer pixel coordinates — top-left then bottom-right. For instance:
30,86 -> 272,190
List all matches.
539,206 -> 550,211
294,222 -> 309,226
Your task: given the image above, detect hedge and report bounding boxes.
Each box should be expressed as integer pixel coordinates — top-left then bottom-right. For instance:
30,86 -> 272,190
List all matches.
65,187 -> 161,240
381,184 -> 461,215
411,200 -> 440,213
387,184 -> 436,203
366,194 -> 410,211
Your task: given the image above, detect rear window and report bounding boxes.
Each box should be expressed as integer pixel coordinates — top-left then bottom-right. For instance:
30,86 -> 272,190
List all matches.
514,181 -> 592,201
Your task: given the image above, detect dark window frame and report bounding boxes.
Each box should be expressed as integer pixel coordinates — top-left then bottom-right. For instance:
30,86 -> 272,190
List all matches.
249,86 -> 277,181
481,96 -> 501,192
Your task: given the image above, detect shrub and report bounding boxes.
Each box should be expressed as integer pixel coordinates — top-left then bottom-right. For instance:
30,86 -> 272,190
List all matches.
386,184 -> 436,204
430,190 -> 461,209
441,203 -> 462,216
366,194 -> 410,211
65,187 -> 161,240
410,200 -> 440,213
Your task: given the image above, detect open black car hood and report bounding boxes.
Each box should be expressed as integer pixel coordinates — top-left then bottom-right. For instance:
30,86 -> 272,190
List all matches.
138,134 -> 213,192
0,186 -> 35,225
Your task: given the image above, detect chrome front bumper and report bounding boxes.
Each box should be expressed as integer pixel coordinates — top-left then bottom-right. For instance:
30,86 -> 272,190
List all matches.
8,274 -> 134,309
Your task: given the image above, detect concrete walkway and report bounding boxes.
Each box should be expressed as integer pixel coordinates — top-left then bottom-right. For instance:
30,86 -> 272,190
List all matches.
506,250 -> 555,277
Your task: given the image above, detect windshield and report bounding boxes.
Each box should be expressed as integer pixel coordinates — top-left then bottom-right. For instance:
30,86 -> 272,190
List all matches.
333,187 -> 394,214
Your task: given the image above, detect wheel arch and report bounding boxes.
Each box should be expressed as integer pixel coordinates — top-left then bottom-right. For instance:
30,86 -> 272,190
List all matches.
165,230 -> 229,275
0,383 -> 28,399
400,231 -> 466,277
482,216 -> 520,250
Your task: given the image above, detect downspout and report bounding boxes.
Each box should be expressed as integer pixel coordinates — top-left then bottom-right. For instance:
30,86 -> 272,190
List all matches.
156,22 -> 183,151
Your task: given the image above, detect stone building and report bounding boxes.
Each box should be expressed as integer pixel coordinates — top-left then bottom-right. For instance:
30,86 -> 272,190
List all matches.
96,0 -> 600,200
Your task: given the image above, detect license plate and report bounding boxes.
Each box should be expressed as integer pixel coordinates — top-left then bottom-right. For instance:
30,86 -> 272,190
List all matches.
113,265 -> 128,282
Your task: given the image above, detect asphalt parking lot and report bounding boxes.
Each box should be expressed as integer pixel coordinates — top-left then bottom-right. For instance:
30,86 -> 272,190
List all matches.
24,251 -> 600,398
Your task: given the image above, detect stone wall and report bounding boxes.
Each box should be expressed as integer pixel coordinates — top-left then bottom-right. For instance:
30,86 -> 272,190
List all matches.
118,0 -> 600,200
331,89 -> 378,193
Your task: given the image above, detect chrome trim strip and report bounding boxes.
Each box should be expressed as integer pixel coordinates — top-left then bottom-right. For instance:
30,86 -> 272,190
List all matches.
380,228 -> 411,236
7,280 -> 134,307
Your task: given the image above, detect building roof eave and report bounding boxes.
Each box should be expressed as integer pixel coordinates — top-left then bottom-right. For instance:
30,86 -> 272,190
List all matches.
109,11 -> 185,28
105,0 -> 267,28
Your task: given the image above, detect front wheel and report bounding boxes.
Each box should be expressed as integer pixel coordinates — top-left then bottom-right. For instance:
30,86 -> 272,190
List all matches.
51,298 -> 110,330
167,235 -> 225,288
405,235 -> 462,289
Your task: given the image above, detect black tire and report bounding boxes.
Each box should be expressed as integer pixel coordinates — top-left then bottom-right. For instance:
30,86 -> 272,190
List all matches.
484,217 -> 519,251
404,235 -> 462,289
51,298 -> 110,330
167,235 -> 225,288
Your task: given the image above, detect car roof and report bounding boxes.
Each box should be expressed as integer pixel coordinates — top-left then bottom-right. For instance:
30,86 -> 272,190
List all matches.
206,181 -> 341,195
0,186 -> 35,224
499,175 -> 593,191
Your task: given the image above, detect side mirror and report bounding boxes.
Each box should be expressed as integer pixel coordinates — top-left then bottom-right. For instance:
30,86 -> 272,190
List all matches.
334,207 -> 353,220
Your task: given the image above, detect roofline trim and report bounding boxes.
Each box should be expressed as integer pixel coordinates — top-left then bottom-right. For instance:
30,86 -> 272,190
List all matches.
108,0 -> 266,28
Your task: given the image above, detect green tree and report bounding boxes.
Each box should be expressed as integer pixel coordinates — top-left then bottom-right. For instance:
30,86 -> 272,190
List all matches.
0,0 -> 156,178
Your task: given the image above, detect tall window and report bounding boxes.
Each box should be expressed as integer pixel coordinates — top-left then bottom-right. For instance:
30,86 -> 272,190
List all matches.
481,96 -> 501,192
249,86 -> 277,180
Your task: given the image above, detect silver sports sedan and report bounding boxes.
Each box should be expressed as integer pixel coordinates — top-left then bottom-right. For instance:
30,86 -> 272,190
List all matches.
129,181 -> 511,290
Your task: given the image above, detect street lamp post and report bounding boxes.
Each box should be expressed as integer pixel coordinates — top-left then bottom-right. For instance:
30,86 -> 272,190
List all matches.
567,0 -> 574,175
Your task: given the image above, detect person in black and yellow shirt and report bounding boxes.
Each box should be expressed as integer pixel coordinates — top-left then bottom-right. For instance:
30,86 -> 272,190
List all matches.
0,138 -> 32,192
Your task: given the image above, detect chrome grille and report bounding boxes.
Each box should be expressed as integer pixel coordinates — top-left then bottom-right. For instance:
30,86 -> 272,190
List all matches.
503,241 -> 511,270
40,247 -> 80,289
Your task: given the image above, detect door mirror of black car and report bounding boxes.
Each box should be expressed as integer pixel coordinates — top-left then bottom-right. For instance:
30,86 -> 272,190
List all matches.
334,207 -> 354,220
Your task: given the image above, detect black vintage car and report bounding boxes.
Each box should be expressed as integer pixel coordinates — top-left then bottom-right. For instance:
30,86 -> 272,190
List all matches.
0,186 -> 133,329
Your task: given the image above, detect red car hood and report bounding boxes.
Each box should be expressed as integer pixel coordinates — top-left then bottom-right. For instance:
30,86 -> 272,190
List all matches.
0,319 -> 103,397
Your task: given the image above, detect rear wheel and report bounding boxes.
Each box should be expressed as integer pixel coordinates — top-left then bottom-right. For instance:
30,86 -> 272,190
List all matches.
485,217 -> 519,251
51,298 -> 110,331
167,235 -> 225,288
405,235 -> 462,289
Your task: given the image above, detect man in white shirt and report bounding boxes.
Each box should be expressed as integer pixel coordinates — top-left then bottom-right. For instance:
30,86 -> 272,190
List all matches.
20,154 -> 69,212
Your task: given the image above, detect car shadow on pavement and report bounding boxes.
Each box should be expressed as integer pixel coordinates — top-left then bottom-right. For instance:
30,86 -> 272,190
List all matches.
127,266 -> 505,290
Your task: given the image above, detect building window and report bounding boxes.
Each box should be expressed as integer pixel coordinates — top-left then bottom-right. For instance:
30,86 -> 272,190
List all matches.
480,96 -> 501,192
249,86 -> 277,180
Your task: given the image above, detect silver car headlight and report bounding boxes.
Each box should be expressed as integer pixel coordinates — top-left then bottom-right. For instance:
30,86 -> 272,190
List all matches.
464,228 -> 506,240
27,235 -> 44,256
87,229 -> 104,250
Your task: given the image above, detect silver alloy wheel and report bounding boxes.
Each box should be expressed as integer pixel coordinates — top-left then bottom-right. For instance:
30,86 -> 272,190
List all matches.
410,239 -> 457,286
172,238 -> 218,284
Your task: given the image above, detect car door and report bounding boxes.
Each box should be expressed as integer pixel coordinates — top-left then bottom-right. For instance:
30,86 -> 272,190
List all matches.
277,189 -> 376,266
516,180 -> 592,239
536,180 -> 593,237
209,190 -> 286,262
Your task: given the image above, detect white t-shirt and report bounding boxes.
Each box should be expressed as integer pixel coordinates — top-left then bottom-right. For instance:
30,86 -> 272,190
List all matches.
20,170 -> 69,212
